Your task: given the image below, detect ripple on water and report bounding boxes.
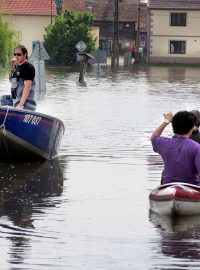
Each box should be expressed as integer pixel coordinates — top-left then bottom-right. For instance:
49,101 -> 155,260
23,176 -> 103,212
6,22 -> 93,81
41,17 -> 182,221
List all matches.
1,66 -> 200,269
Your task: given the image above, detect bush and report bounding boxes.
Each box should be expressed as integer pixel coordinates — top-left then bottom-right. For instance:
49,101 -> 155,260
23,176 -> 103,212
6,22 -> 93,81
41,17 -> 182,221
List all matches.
0,14 -> 19,68
43,11 -> 96,65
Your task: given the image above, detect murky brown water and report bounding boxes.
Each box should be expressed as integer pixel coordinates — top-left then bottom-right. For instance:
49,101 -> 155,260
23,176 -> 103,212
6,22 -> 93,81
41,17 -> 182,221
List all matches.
1,65 -> 200,269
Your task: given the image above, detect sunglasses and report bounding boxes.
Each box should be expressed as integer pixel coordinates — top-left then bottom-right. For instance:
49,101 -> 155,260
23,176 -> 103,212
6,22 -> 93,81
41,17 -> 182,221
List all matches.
14,53 -> 22,56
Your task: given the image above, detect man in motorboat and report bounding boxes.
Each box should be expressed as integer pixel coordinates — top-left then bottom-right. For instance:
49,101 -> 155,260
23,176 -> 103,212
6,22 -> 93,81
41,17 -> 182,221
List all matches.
10,44 -> 36,111
150,111 -> 200,186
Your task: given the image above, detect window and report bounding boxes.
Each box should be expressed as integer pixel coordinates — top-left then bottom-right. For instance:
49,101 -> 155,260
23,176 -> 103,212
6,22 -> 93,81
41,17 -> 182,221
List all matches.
119,23 -> 123,30
119,22 -> 132,30
170,41 -> 186,54
171,13 -> 186,26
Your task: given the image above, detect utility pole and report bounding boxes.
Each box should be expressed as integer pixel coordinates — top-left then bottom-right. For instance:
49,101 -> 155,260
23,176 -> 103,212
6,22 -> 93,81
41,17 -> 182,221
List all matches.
55,0 -> 63,15
136,0 -> 141,50
51,0 -> 53,24
111,0 -> 119,69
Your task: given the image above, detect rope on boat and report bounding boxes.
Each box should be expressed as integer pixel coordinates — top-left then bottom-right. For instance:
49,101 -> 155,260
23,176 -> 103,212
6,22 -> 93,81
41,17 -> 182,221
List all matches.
0,106 -> 9,135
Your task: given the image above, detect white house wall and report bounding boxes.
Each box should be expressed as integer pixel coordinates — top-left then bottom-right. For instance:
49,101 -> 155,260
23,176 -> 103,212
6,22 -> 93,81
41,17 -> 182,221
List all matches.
8,15 -> 53,54
149,10 -> 200,63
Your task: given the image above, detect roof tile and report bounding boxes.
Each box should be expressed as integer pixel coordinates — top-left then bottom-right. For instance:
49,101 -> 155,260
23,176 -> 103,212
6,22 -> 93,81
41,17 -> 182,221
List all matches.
63,0 -> 147,22
149,0 -> 200,10
0,0 -> 57,16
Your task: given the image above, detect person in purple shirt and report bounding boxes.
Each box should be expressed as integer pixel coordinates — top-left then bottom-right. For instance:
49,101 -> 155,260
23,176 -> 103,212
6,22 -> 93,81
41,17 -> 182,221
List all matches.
151,111 -> 200,186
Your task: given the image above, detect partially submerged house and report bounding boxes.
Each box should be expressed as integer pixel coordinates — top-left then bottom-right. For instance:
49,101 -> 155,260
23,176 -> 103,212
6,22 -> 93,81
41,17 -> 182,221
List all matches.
147,0 -> 200,64
0,0 -> 57,54
62,0 -> 147,55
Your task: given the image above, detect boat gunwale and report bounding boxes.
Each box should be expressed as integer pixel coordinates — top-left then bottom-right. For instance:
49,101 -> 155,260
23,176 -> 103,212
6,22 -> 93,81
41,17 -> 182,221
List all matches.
156,182 -> 200,190
0,105 -> 65,131
150,182 -> 200,203
149,196 -> 200,202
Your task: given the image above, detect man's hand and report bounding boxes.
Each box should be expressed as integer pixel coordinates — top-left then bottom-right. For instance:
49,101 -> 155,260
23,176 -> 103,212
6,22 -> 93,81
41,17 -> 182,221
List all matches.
163,112 -> 173,123
150,112 -> 173,140
16,104 -> 24,109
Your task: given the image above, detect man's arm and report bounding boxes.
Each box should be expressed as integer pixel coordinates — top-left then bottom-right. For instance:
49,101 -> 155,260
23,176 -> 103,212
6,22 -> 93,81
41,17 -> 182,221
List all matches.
150,112 -> 173,140
18,80 -> 32,108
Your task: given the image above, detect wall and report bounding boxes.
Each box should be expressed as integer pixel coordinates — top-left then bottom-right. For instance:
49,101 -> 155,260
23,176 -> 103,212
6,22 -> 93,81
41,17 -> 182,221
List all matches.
91,27 -> 100,49
4,15 -> 54,55
149,10 -> 200,63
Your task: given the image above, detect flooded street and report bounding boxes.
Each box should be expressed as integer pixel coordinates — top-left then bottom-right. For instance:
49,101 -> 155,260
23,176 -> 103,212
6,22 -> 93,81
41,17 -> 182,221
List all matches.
1,65 -> 200,269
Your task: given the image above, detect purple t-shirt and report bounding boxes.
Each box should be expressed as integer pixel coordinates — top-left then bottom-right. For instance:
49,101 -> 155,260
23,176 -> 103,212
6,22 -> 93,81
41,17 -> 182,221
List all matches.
151,136 -> 200,185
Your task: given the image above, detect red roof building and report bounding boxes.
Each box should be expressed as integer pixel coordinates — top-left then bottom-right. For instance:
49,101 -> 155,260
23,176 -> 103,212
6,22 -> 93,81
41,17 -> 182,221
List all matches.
0,0 -> 57,53
0,0 -> 57,16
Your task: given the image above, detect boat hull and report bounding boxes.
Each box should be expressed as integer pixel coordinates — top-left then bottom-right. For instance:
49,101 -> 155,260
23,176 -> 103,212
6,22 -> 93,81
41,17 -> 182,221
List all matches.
0,106 -> 65,161
149,182 -> 200,216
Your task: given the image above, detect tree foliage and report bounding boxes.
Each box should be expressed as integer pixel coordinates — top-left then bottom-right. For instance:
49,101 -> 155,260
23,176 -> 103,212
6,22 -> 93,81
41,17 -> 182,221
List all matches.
43,10 -> 96,65
0,14 -> 19,69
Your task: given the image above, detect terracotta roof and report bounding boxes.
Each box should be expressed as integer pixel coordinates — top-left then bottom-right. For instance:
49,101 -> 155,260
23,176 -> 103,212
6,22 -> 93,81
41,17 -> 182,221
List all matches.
63,0 -> 147,22
149,0 -> 200,10
0,0 -> 57,16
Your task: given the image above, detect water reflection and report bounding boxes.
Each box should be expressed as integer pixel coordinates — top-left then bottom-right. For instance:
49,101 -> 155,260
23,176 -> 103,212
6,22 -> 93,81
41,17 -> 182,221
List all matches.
146,66 -> 200,84
2,65 -> 200,269
149,212 -> 200,267
0,158 -> 63,228
0,158 -> 64,265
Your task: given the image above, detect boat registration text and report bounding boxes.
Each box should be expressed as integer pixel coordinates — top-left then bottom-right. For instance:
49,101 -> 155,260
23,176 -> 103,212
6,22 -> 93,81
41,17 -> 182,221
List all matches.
23,114 -> 41,125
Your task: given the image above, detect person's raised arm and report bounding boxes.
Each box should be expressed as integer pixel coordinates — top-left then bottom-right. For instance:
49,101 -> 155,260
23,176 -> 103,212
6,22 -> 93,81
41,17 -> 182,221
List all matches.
150,112 -> 173,140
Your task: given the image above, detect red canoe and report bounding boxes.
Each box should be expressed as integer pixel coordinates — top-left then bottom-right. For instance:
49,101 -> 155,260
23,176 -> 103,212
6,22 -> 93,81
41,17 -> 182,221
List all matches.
149,182 -> 200,216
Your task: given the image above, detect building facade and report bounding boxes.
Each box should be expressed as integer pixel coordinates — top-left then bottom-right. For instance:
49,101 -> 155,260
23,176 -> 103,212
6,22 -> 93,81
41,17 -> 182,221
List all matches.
0,0 -> 57,54
147,0 -> 200,64
62,0 -> 147,56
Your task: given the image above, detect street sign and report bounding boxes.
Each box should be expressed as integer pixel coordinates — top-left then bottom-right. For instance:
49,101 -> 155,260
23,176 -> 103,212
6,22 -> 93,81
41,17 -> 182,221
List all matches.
139,35 -> 146,47
75,40 -> 87,52
89,49 -> 107,64
30,40 -> 50,61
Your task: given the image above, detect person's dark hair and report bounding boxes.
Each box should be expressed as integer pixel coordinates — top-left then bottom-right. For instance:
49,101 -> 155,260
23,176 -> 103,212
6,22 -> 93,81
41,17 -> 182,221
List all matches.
172,111 -> 196,135
14,44 -> 28,59
190,110 -> 200,127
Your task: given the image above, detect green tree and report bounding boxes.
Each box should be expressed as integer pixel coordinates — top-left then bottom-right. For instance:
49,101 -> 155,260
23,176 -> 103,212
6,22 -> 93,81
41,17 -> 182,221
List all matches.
0,14 -> 19,69
43,10 -> 96,65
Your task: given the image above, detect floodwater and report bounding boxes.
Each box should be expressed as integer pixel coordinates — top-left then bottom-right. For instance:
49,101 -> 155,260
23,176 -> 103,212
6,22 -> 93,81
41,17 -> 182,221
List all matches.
1,64 -> 200,269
